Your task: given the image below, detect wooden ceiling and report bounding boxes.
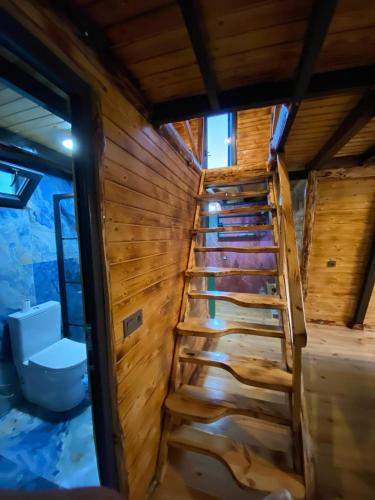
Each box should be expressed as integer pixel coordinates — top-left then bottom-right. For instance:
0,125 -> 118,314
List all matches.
285,92 -> 362,169
73,0 -> 375,113
1,0 -> 372,175
69,0 -> 375,172
0,83 -> 71,155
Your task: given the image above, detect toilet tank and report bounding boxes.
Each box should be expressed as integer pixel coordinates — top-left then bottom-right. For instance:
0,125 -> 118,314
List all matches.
8,301 -> 62,364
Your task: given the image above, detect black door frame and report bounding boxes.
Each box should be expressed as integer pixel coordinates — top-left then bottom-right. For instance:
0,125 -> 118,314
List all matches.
0,8 -> 120,490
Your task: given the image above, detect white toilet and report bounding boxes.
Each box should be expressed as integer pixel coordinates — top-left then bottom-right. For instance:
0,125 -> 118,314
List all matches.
8,301 -> 87,412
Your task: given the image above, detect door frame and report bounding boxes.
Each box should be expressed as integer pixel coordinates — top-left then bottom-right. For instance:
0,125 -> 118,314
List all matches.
0,8 -> 120,490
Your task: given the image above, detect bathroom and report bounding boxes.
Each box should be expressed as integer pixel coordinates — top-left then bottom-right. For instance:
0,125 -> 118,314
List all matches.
0,74 -> 99,489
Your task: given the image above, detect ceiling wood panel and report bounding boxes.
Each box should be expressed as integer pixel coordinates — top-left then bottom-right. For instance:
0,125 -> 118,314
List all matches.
336,117 -> 375,157
75,0 -> 171,28
0,85 -> 71,154
317,0 -> 375,72
63,0 -> 375,164
73,0 -> 375,105
285,93 -> 362,169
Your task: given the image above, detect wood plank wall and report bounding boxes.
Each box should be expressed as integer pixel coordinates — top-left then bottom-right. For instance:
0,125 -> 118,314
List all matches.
236,108 -> 272,169
2,2 -> 200,498
173,118 -> 201,159
303,165 -> 375,327
174,108 -> 272,170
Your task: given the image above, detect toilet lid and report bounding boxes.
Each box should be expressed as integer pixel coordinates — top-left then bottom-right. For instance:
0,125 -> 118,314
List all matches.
29,338 -> 87,371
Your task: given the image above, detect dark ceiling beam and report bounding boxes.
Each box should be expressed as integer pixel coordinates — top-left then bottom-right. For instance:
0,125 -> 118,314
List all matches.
152,64 -> 375,124
351,234 -> 375,328
289,170 -> 308,181
0,144 -> 72,180
177,0 -> 219,110
0,127 -> 71,173
306,90 -> 375,170
0,55 -> 70,121
270,0 -> 337,155
47,0 -> 150,116
358,143 -> 375,165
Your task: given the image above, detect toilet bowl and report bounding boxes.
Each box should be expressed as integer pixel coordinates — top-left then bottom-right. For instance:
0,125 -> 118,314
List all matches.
8,301 -> 87,412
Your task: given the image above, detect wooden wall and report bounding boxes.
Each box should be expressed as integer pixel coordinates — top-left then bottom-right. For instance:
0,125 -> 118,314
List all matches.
2,2 -> 200,498
173,109 -> 272,171
303,165 -> 375,327
236,108 -> 272,169
172,118 -> 202,161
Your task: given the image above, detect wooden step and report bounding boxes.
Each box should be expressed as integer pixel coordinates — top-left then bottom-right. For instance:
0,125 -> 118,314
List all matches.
165,384 -> 291,425
200,204 -> 276,217
204,171 -> 272,188
168,425 -> 305,499
186,266 -> 278,277
194,224 -> 273,233
176,318 -> 284,339
195,245 -> 279,253
180,349 -> 292,392
198,189 -> 269,201
188,290 -> 286,309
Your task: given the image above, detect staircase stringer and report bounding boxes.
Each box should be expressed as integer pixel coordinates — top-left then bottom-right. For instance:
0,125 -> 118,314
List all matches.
154,169 -> 206,485
171,170 -> 206,391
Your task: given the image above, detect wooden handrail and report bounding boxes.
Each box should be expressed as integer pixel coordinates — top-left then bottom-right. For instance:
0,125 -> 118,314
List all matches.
277,154 -> 307,348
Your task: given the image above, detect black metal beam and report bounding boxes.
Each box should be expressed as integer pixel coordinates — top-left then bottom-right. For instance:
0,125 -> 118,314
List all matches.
0,55 -> 70,121
358,143 -> 375,165
177,0 -> 219,110
151,65 -> 375,124
270,0 -> 337,154
0,127 -> 71,173
289,170 -> 308,181
307,90 -> 375,170
294,0 -> 338,102
352,234 -> 375,327
0,144 -> 71,179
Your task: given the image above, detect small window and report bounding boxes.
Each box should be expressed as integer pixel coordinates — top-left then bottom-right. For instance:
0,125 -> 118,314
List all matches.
0,161 -> 42,208
205,112 -> 236,168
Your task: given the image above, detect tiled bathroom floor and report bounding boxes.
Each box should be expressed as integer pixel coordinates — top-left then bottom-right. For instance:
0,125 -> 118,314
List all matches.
0,380 -> 99,490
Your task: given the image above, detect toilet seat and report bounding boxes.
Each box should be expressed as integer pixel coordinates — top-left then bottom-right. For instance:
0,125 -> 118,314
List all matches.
28,338 -> 86,372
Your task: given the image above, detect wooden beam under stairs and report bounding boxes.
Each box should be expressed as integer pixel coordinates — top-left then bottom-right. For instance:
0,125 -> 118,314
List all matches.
198,189 -> 268,201
194,245 -> 279,253
186,266 -> 278,277
176,318 -> 284,338
168,425 -> 305,499
200,204 -> 276,216
194,224 -> 273,233
165,384 -> 291,425
204,172 -> 272,188
188,290 -> 286,309
180,349 -> 293,391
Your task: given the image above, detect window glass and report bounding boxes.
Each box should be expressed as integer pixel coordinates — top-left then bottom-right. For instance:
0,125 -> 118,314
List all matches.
0,169 -> 27,196
0,162 -> 42,208
206,113 -> 231,168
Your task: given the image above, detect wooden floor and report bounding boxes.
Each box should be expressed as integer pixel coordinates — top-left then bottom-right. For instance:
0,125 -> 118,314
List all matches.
152,323 -> 375,499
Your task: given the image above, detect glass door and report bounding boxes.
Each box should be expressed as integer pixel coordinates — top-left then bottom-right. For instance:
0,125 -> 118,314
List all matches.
54,194 -> 85,342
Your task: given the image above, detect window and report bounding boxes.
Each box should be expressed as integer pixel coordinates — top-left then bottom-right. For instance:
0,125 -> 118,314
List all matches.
205,112 -> 236,168
0,161 -> 42,208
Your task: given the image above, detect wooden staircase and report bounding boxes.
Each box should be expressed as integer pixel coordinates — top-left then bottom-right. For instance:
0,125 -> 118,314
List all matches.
157,156 -> 309,499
